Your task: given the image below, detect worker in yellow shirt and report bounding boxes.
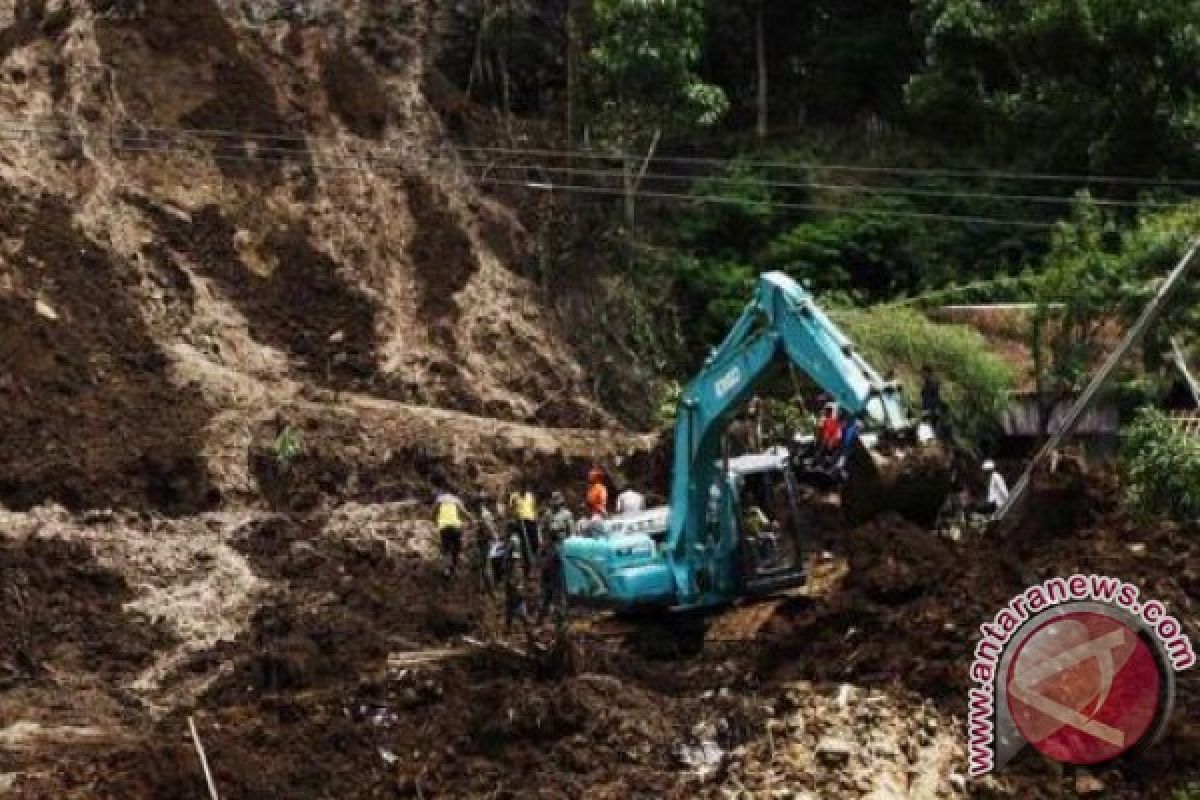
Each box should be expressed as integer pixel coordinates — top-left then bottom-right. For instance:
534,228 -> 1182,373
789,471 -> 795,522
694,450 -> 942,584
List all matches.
433,489 -> 473,578
508,487 -> 539,565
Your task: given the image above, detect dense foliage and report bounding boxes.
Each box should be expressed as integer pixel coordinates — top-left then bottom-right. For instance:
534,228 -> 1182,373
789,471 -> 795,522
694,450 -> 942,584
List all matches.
1033,201 -> 1200,403
907,0 -> 1200,178
583,0 -> 728,151
1121,408 -> 1200,523
446,0 -> 1200,428
835,307 -> 1016,443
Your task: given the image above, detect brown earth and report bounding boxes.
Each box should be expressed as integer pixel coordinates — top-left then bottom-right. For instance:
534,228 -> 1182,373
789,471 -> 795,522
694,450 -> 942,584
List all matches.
0,534 -> 172,685
0,0 -> 619,517
0,3 -> 1195,800
2,470 -> 1194,799
764,473 -> 1199,798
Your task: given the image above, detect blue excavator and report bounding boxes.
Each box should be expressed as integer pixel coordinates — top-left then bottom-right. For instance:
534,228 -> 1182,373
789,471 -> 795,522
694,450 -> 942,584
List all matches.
562,271 -> 941,613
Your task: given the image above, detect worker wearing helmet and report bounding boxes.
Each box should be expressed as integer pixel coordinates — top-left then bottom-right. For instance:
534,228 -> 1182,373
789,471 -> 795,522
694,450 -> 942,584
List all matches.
433,488 -> 473,578
586,468 -> 608,518
508,487 -> 539,563
978,460 -> 1009,516
615,483 -> 646,515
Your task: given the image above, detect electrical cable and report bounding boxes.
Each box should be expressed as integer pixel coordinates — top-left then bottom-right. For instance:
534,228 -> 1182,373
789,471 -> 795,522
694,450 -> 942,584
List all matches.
1,121 -> 1188,213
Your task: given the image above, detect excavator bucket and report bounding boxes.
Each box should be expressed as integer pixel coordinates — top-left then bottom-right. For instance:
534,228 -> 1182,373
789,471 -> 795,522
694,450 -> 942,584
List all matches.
840,437 -> 953,526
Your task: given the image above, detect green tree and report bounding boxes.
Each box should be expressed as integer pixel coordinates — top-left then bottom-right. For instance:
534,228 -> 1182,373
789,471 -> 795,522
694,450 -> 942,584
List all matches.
583,0 -> 728,227
762,199 -> 949,300
1036,201 -> 1200,367
1032,199 -> 1200,431
1122,408 -> 1200,523
907,0 -> 1200,178
836,306 -> 1016,444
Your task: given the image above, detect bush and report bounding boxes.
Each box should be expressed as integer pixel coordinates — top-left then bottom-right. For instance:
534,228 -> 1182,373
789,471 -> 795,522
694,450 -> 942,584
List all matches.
272,425 -> 302,472
1121,408 -> 1200,524
834,306 -> 1017,445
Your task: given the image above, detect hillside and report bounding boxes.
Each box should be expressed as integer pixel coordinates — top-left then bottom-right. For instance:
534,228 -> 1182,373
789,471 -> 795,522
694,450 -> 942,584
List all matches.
0,3 -> 1196,800
0,3 -> 660,793
0,0 -> 635,516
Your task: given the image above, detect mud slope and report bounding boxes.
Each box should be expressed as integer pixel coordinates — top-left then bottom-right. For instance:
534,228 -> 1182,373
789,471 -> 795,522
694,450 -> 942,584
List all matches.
0,0 -> 615,513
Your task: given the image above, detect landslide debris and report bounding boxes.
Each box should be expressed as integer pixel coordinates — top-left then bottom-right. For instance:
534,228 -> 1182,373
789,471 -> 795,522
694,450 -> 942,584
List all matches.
766,471 -> 1199,798
0,534 -> 172,686
0,189 -> 213,514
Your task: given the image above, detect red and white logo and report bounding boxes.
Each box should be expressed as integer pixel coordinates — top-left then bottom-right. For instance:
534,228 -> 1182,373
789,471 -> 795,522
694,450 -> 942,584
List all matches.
1005,611 -> 1162,765
966,576 -> 1193,778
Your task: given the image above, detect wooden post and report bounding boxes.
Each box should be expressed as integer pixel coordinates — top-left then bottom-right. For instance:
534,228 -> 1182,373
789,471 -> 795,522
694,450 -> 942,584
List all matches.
623,129 -> 661,234
1171,336 -> 1200,408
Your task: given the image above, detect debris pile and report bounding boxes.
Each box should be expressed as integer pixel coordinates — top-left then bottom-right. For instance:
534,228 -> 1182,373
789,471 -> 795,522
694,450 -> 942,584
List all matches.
726,682 -> 964,800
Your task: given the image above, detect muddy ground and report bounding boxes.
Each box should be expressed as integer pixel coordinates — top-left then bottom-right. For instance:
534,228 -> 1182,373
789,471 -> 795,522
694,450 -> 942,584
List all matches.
0,469 -> 1194,799
0,2 -> 1193,798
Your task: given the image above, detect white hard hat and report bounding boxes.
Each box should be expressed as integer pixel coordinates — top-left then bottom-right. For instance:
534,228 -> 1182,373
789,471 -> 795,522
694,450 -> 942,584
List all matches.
982,460 -> 996,471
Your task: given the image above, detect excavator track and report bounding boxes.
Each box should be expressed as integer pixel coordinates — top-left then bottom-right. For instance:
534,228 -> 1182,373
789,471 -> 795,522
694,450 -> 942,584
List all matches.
569,556 -> 848,645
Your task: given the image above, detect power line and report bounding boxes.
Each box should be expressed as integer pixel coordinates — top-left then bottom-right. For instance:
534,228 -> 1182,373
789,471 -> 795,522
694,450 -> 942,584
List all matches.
6,117 -> 1199,189
443,160 -> 1191,209
0,121 -> 1115,227
4,117 -> 1197,195
472,177 -> 1059,229
446,143 -> 1200,188
1,122 -> 1187,214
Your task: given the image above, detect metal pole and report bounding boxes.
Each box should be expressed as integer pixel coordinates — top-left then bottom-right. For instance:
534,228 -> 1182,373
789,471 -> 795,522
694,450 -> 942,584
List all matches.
994,237 -> 1200,530
1171,336 -> 1200,408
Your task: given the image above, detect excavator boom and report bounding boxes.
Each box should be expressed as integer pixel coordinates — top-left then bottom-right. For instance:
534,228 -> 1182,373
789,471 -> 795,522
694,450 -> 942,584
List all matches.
563,272 -> 938,612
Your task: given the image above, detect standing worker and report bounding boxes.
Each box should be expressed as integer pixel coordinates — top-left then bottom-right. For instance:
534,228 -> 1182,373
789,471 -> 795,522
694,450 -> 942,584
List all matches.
537,491 -> 575,623
433,488 -> 472,579
508,487 -> 539,561
615,483 -> 646,515
834,411 -> 865,478
475,493 -> 499,593
488,529 -> 510,588
586,468 -> 609,519
503,539 -> 529,634
977,460 -> 1010,517
921,365 -> 943,431
817,403 -> 842,466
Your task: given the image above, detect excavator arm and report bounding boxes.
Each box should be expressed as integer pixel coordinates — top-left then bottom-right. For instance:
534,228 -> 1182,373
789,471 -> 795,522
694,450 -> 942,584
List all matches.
665,272 -> 915,603
562,271 -> 937,613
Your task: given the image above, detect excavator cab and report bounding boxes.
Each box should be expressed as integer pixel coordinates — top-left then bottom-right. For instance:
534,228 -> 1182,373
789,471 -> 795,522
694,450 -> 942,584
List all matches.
725,449 -> 808,597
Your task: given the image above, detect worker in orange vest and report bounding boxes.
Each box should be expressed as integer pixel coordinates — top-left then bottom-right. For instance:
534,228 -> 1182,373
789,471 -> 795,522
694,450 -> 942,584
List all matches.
586,468 -> 608,519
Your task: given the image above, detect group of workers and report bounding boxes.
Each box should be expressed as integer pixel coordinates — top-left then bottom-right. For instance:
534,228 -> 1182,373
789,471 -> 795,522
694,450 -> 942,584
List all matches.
432,468 -> 647,632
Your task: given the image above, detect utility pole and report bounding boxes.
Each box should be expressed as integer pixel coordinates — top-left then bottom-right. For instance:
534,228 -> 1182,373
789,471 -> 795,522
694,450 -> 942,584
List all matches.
994,237 -> 1200,530
565,0 -> 578,148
